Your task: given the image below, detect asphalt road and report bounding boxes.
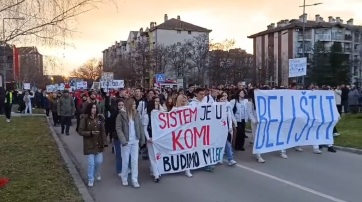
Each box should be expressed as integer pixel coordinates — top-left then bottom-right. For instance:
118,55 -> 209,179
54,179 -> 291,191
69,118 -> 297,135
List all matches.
54,121 -> 362,202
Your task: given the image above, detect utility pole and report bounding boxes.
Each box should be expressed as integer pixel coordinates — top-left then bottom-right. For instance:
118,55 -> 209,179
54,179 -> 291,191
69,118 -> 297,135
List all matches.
299,1 -> 322,88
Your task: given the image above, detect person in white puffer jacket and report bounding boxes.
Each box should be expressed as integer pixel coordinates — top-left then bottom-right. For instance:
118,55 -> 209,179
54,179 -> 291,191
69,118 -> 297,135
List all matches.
247,89 -> 265,163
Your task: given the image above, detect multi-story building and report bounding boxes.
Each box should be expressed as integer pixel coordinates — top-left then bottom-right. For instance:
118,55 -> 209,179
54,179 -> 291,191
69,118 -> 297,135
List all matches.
102,14 -> 212,81
18,46 -> 44,82
248,14 -> 362,86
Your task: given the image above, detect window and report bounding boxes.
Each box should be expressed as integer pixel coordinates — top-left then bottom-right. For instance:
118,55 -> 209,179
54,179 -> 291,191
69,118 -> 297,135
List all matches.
177,30 -> 181,34
188,31 -> 191,34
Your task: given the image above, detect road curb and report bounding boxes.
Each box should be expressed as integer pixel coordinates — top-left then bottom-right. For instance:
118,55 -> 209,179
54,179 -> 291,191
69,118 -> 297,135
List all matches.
334,146 -> 362,155
46,118 -> 95,202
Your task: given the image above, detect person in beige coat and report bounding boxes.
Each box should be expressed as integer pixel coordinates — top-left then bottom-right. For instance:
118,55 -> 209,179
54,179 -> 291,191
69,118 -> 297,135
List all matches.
116,98 -> 145,188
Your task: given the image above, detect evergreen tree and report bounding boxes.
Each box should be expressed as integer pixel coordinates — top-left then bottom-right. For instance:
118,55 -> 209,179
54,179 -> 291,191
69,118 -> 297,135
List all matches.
309,41 -> 330,85
329,42 -> 350,86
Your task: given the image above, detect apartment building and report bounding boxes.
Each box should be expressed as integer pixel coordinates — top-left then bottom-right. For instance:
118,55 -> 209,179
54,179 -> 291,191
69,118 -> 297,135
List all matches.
102,14 -> 212,78
18,46 -> 44,81
248,14 -> 362,86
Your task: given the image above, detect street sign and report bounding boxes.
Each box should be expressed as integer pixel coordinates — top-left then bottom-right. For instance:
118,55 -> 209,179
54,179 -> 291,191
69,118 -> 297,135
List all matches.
155,74 -> 166,83
102,72 -> 114,81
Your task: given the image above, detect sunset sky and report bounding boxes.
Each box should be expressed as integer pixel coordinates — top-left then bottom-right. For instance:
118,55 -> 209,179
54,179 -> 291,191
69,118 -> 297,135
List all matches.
38,0 -> 362,75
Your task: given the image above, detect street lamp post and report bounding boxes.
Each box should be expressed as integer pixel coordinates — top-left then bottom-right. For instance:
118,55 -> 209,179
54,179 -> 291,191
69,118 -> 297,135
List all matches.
2,17 -> 25,88
299,1 -> 322,87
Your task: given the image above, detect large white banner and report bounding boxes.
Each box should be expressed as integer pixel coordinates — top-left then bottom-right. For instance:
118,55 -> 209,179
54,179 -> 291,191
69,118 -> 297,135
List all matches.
151,104 -> 228,174
253,90 -> 339,154
289,57 -> 307,78
100,80 -> 124,88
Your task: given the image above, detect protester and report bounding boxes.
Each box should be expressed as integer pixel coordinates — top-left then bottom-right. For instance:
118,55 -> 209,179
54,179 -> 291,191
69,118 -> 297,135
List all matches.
49,92 -> 60,126
23,91 -> 34,114
4,88 -> 13,123
78,103 -> 108,187
43,92 -> 50,118
216,94 -> 237,166
247,89 -> 265,163
229,89 -> 249,151
57,90 -> 75,136
143,96 -> 165,182
116,98 -> 145,188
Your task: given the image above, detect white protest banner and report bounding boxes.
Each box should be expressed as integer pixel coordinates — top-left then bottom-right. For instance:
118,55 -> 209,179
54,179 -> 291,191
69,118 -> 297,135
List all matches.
289,57 -> 307,77
76,81 -> 87,90
151,104 -> 228,174
100,80 -> 124,89
23,83 -> 30,90
253,90 -> 339,154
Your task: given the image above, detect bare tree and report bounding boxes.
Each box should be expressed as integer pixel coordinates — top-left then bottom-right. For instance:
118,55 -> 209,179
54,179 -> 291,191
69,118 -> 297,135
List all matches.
110,57 -> 136,87
208,39 -> 235,85
166,43 -> 191,81
132,37 -> 151,87
71,58 -> 102,81
1,0 -> 115,45
151,44 -> 169,74
186,34 -> 210,85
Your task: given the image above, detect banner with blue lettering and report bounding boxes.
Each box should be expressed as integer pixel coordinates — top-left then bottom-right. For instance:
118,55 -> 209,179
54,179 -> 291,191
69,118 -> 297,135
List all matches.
253,90 -> 339,154
151,104 -> 228,174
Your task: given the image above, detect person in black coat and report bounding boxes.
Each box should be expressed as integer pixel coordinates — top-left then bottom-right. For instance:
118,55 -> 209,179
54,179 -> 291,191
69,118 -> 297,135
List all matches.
105,94 -> 124,176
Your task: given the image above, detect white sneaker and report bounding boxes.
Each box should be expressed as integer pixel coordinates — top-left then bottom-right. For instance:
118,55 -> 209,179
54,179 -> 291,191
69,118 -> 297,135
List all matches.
257,157 -> 265,163
185,170 -> 193,178
280,152 -> 288,159
295,146 -> 303,152
122,180 -> 129,186
117,173 -> 122,178
228,160 -> 237,166
313,149 -> 322,154
6,119 -> 10,123
96,175 -> 101,181
132,181 -> 140,188
333,133 -> 340,137
88,181 -> 94,187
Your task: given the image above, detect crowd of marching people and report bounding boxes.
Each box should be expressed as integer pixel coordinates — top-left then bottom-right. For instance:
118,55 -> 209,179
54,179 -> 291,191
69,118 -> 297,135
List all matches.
1,82 -> 362,188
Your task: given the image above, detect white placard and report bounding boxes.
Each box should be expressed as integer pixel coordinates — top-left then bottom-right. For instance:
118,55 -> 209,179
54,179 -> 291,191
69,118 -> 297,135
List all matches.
289,57 -> 307,78
100,80 -> 124,89
76,81 -> 87,90
253,90 -> 339,154
102,72 -> 114,81
151,104 -> 228,174
23,83 -> 30,90
46,85 -> 55,92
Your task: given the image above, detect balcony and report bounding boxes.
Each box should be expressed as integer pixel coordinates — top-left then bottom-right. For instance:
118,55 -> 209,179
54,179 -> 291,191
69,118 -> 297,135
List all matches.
297,47 -> 312,53
345,35 -> 352,41
344,47 -> 352,53
332,34 -> 344,41
315,34 -> 331,41
297,34 -> 312,40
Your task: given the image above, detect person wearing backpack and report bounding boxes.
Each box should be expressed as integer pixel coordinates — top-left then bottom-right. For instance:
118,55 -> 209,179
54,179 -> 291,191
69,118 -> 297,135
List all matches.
229,89 -> 249,151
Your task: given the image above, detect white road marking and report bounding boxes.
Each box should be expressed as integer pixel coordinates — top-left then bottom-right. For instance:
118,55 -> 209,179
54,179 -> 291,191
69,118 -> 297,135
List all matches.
231,161 -> 347,202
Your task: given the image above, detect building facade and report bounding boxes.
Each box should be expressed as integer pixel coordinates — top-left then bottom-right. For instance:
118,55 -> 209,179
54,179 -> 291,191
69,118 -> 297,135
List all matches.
102,14 -> 212,81
248,14 -> 362,86
18,46 -> 44,82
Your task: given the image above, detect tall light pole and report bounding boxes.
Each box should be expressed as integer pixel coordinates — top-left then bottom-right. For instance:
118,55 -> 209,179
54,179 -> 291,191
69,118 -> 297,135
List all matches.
2,17 -> 25,88
299,1 -> 322,87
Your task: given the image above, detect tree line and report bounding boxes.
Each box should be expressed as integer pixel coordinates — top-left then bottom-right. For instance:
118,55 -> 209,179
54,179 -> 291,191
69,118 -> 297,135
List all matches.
72,34 -> 254,88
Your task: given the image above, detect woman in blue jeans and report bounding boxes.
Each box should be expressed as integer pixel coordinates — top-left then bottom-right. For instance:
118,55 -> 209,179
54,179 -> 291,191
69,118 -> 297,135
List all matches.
217,94 -> 237,166
78,103 -> 108,187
